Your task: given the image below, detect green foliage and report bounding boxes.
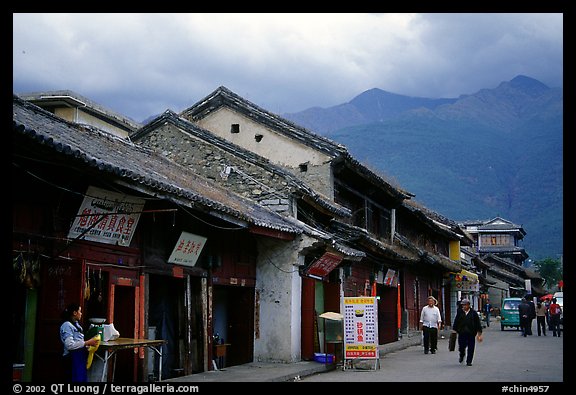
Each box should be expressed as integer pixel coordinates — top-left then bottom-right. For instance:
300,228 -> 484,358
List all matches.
532,258 -> 563,291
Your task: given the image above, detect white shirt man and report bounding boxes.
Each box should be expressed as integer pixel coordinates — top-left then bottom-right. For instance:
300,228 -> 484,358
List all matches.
420,296 -> 442,354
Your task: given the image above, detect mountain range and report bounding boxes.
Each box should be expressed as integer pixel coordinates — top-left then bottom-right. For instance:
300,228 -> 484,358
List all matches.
283,75 -> 563,261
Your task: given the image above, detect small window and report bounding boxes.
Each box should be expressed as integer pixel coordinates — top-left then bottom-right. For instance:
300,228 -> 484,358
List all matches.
254,134 -> 263,142
231,124 -> 240,134
299,163 -> 308,172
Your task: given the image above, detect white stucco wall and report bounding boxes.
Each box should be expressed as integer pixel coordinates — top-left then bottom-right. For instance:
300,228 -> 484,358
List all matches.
253,235 -> 314,362
54,107 -> 130,138
195,108 -> 331,168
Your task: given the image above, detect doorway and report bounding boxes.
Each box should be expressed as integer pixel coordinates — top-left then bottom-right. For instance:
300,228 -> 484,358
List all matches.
111,285 -> 136,382
377,284 -> 399,344
212,285 -> 254,367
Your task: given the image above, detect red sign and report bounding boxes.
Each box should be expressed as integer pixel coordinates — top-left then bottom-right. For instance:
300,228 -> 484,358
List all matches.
305,252 -> 343,278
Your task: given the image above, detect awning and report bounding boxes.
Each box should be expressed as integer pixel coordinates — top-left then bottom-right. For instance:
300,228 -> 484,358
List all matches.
319,312 -> 343,321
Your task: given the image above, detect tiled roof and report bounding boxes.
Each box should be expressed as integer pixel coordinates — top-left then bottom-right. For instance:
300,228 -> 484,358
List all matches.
401,200 -> 468,241
13,95 -> 305,235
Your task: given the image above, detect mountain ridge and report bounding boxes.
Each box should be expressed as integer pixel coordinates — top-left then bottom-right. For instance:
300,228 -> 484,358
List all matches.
283,75 -> 563,261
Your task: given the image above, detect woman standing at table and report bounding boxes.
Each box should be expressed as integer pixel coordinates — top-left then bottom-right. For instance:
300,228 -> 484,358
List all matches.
60,303 -> 99,382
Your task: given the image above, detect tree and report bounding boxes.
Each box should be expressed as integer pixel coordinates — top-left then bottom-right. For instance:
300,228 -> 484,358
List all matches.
532,257 -> 563,291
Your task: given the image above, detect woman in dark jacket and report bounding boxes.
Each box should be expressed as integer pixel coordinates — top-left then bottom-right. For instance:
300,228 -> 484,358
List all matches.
452,299 -> 483,366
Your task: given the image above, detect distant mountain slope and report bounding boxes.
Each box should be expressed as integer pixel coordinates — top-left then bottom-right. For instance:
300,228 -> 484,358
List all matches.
284,88 -> 457,134
284,75 -> 563,260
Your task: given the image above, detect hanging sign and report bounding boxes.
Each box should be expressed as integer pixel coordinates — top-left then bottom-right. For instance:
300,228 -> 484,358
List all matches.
168,231 -> 207,267
305,252 -> 343,279
452,269 -> 479,291
343,296 -> 379,359
67,186 -> 145,247
384,269 -> 396,287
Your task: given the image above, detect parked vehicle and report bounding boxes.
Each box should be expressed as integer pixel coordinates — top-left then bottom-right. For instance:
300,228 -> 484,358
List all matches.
500,297 -> 522,331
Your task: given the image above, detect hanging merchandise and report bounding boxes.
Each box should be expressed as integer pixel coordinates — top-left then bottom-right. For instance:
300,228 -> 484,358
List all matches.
84,267 -> 91,300
13,250 -> 41,289
97,269 -> 103,302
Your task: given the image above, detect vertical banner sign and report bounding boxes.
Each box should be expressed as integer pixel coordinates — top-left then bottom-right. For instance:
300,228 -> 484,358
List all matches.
68,186 -> 145,247
384,269 -> 396,286
168,231 -> 207,267
343,297 -> 379,359
525,279 -> 532,293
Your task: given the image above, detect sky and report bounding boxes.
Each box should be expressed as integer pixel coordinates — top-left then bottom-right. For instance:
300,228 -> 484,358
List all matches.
13,13 -> 563,124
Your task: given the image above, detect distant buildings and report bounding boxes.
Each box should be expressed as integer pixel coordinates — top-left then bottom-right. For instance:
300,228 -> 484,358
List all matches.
459,217 -> 545,308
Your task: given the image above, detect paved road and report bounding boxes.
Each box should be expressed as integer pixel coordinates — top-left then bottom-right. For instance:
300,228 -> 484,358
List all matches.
301,322 -> 563,382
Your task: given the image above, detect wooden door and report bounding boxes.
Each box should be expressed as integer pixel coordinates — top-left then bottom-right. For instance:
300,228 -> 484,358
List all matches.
226,286 -> 254,366
33,259 -> 83,382
377,284 -> 398,344
110,284 -> 137,382
300,277 -> 315,360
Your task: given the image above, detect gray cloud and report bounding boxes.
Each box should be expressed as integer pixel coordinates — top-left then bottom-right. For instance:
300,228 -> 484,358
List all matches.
13,13 -> 563,123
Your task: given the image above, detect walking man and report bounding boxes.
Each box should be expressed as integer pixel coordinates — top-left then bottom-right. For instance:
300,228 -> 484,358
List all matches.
452,298 -> 483,366
484,300 -> 493,327
420,296 -> 442,354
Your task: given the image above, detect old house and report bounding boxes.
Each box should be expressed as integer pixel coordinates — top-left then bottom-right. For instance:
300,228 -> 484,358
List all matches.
12,95 -> 320,380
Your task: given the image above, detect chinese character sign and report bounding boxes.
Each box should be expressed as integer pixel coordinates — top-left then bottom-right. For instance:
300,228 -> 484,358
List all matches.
305,252 -> 343,278
67,186 -> 145,247
343,297 -> 378,359
168,231 -> 207,267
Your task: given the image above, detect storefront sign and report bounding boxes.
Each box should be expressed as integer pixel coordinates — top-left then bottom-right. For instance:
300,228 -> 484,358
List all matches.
168,231 -> 207,267
305,252 -> 343,279
343,297 -> 378,359
451,269 -> 479,291
68,186 -> 145,247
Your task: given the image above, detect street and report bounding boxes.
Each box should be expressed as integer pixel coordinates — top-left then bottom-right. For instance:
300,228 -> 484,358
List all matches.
300,322 -> 563,382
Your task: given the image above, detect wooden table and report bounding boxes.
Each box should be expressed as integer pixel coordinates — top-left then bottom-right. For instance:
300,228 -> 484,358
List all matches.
96,338 -> 167,382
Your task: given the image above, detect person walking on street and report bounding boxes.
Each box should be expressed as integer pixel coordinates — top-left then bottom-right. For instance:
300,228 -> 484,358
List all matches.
526,296 -> 536,335
484,300 -> 493,327
452,298 -> 483,366
544,297 -> 552,331
535,301 -> 547,336
518,297 -> 531,337
420,296 -> 442,354
549,298 -> 562,337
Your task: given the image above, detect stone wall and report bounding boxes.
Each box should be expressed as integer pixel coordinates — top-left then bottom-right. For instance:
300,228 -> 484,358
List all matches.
137,123 -> 295,215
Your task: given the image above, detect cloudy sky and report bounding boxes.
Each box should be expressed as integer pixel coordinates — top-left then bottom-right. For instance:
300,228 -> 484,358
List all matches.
13,13 -> 563,123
